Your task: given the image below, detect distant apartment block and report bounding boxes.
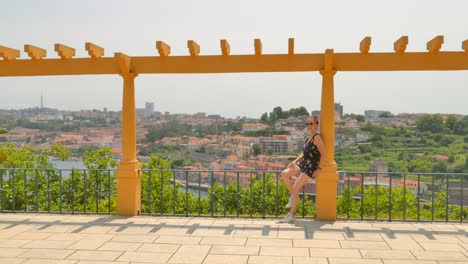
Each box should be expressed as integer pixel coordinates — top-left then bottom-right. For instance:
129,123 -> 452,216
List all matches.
364,110 -> 387,118
136,102 -> 155,117
260,137 -> 290,154
370,159 -> 389,175
335,103 -> 343,119
145,102 -> 154,116
235,145 -> 250,157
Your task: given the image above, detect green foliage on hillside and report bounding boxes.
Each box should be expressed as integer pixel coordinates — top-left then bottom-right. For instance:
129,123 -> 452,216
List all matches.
337,115 -> 467,173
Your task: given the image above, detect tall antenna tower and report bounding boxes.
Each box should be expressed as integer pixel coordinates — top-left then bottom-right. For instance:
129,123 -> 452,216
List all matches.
40,91 -> 43,110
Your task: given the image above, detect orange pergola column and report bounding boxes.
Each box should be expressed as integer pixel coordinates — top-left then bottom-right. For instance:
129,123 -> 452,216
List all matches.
316,49 -> 339,221
116,72 -> 141,216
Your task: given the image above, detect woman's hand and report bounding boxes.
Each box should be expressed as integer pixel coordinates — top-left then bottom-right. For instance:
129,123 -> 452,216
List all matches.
287,160 -> 297,168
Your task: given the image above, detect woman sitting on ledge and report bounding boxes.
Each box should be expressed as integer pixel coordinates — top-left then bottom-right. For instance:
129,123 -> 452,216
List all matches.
279,115 -> 326,223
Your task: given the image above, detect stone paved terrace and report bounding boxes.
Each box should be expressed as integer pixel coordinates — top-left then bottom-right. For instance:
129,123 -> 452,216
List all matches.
0,214 -> 467,264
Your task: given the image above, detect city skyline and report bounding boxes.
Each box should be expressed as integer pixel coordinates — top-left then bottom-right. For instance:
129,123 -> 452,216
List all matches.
1,100 -> 466,119
1,0 -> 468,118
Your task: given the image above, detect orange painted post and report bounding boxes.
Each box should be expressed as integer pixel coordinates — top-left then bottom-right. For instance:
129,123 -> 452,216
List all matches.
316,49 -> 339,221
116,72 -> 141,216
115,51 -> 141,216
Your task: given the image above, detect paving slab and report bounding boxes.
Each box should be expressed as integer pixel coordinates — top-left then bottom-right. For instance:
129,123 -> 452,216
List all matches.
168,245 -> 211,264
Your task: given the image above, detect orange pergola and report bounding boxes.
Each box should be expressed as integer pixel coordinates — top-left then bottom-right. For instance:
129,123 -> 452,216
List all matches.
1,36 -> 467,220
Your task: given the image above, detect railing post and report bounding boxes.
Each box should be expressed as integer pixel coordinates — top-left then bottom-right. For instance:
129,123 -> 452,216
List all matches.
316,49 -> 339,221
116,71 -> 141,216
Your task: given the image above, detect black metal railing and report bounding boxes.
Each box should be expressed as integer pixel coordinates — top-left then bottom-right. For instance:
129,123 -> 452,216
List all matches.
139,169 -> 314,218
2,167 -> 466,222
337,171 -> 468,222
0,168 -> 314,218
0,168 -> 116,214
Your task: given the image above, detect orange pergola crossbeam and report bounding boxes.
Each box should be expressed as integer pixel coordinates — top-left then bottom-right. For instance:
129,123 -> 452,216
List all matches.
2,36 -> 468,76
1,51 -> 468,76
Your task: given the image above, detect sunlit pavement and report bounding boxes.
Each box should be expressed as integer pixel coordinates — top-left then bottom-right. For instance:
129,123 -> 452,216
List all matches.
0,214 -> 467,264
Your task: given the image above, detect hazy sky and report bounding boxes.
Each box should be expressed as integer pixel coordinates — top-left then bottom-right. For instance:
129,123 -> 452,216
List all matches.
1,0 -> 467,118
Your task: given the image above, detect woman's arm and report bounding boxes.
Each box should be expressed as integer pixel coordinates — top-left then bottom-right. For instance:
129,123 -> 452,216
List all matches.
315,135 -> 327,169
287,153 -> 303,168
294,153 -> 303,163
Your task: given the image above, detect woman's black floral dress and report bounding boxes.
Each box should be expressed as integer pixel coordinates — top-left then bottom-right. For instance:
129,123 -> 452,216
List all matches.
296,134 -> 321,178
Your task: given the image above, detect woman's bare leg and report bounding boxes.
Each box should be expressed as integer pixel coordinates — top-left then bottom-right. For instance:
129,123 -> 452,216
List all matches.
289,173 -> 311,215
280,165 -> 300,194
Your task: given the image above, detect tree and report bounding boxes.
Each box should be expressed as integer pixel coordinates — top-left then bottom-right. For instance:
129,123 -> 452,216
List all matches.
83,147 -> 117,170
269,112 -> 278,123
260,113 -> 268,123
49,143 -> 71,161
260,106 -> 309,124
356,115 -> 365,122
272,107 -> 284,120
408,159 -> 432,173
252,144 -> 262,156
453,119 -> 468,135
432,160 -> 447,173
379,112 -> 394,118
0,143 -> 73,212
171,158 -> 185,168
289,107 -> 309,117
445,115 -> 457,131
439,135 -> 455,146
452,157 -> 468,173
416,115 -> 444,133
358,144 -> 372,154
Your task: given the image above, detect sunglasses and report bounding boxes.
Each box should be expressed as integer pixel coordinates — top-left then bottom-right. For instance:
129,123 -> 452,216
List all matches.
305,122 -> 316,126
